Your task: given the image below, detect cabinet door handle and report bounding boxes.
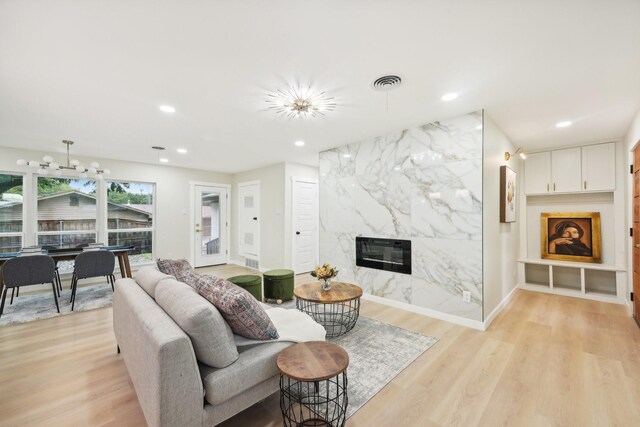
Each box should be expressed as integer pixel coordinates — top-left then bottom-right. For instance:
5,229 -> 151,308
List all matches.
553,183 -> 556,191
547,183 -> 549,192
635,244 -> 640,249
584,180 -> 587,190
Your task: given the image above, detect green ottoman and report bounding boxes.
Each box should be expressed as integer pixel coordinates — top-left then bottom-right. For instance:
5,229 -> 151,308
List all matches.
227,274 -> 263,301
263,269 -> 295,304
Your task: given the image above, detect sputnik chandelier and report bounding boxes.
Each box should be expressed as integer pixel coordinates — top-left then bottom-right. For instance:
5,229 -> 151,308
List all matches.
16,140 -> 111,179
266,86 -> 336,118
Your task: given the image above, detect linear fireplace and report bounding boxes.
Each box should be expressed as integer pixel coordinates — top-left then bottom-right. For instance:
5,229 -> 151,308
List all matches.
355,237 -> 411,275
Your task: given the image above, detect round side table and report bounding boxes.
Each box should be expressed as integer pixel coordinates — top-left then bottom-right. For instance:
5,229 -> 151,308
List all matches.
294,282 -> 363,338
277,341 -> 349,427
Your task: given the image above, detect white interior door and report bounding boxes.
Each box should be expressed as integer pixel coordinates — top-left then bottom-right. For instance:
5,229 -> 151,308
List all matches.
194,184 -> 228,267
293,179 -> 318,274
238,181 -> 260,258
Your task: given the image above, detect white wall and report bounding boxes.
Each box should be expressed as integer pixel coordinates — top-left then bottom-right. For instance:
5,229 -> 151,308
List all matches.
283,163 -> 319,269
231,163 -> 286,270
482,114 -> 520,320
0,146 -> 233,261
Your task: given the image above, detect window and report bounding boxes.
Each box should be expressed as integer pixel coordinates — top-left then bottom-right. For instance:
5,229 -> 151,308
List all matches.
36,177 -> 97,248
0,173 -> 24,253
107,181 -> 154,265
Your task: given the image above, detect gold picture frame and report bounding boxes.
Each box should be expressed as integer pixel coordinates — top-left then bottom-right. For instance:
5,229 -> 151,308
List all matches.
541,212 -> 602,263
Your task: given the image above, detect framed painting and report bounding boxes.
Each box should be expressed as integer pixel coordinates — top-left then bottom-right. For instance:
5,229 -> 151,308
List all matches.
500,165 -> 516,223
541,212 -> 602,263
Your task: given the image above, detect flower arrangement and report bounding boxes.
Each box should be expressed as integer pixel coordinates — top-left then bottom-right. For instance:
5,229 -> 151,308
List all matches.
310,263 -> 339,280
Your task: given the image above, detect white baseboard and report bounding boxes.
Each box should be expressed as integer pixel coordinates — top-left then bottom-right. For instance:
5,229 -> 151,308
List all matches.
482,285 -> 519,330
229,259 -> 268,273
361,293 -> 486,331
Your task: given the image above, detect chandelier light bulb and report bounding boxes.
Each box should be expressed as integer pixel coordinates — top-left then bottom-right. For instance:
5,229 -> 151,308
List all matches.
87,167 -> 97,174
266,86 -> 336,118
70,159 -> 80,166
16,159 -> 26,166
90,162 -> 99,168
42,155 -> 53,163
75,165 -> 84,172
48,162 -> 59,170
28,160 -> 40,168
102,169 -> 111,175
37,168 -> 48,175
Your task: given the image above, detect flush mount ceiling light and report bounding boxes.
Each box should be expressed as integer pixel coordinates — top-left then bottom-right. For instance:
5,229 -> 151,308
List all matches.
294,140 -> 305,147
556,120 -> 572,128
505,147 -> 526,161
266,86 -> 336,118
16,140 -> 111,179
176,148 -> 188,154
441,92 -> 459,101
159,105 -> 176,113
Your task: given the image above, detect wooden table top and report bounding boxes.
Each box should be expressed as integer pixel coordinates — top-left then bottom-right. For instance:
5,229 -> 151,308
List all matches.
294,281 -> 363,303
277,341 -> 349,381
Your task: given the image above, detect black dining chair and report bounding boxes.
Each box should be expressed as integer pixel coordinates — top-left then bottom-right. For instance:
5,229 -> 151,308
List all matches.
0,255 -> 59,319
41,246 -> 63,295
70,251 -> 116,311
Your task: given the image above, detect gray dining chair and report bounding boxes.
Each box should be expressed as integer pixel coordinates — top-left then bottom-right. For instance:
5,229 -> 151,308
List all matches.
0,255 -> 59,319
70,251 -> 115,311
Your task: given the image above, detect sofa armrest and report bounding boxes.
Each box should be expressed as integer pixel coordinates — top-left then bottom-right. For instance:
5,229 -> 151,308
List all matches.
113,278 -> 204,427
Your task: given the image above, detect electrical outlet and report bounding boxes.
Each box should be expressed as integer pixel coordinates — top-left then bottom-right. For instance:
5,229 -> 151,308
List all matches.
462,291 -> 471,303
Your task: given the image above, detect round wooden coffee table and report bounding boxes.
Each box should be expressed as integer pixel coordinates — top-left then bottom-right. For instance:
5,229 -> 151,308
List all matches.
294,282 -> 363,338
277,341 -> 349,427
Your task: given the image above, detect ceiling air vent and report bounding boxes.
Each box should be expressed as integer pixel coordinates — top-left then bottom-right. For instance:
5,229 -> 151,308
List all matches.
371,75 -> 403,91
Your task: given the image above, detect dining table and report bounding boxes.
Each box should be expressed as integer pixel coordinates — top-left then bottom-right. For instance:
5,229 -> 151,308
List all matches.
0,245 -> 135,297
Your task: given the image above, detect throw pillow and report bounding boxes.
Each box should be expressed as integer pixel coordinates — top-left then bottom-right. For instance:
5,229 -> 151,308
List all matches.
184,271 -> 279,341
156,258 -> 194,283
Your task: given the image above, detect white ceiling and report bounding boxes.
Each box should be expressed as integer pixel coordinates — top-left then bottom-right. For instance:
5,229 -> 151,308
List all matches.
1,0 -> 639,173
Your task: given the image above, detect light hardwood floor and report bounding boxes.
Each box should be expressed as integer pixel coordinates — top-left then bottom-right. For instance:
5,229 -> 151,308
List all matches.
1,264 -> 639,426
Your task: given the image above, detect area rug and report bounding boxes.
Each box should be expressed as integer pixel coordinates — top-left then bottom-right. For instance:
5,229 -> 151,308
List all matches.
0,283 -> 113,326
269,300 -> 438,419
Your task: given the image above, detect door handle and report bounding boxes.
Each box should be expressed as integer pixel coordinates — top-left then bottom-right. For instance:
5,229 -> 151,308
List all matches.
296,231 -> 301,235
635,244 -> 640,248
253,217 -> 258,220
553,183 -> 556,191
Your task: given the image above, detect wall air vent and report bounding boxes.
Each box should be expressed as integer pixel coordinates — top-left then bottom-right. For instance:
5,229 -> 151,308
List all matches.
371,75 -> 403,91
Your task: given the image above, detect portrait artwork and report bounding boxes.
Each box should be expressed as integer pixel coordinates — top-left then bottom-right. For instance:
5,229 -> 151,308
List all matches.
541,212 -> 602,263
500,166 -> 516,223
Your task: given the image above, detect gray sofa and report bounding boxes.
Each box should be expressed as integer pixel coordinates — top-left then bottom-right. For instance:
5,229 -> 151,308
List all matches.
112,267 -> 294,427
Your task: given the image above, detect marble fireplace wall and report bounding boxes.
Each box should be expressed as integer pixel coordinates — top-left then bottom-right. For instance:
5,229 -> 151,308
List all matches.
319,111 -> 483,321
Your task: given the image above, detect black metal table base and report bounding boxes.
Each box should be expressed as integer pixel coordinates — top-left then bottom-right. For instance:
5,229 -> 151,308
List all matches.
296,298 -> 360,338
280,373 -> 348,427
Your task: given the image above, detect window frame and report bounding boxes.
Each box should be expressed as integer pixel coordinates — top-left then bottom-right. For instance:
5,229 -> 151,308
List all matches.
0,171 -> 26,253
33,175 -> 100,248
104,179 -> 156,266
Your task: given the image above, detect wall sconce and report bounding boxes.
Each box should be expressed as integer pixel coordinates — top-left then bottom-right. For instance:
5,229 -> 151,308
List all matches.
504,147 -> 526,161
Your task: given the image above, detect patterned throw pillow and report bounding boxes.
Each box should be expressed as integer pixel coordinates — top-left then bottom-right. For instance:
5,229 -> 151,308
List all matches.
156,258 -> 194,283
184,271 -> 279,341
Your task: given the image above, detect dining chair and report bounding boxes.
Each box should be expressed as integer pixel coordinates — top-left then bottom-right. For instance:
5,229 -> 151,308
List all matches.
70,251 -> 115,311
0,255 -> 59,319
41,246 -> 63,295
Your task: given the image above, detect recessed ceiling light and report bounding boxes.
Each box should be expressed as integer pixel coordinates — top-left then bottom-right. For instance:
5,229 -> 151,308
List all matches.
159,157 -> 169,163
441,93 -> 459,101
159,105 -> 176,113
556,121 -> 572,128
294,141 -> 305,147
342,154 -> 351,158
176,148 -> 188,154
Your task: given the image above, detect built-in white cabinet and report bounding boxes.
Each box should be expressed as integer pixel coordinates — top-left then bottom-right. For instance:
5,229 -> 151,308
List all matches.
582,143 -> 616,191
551,147 -> 582,193
524,152 -> 551,194
524,142 -> 616,195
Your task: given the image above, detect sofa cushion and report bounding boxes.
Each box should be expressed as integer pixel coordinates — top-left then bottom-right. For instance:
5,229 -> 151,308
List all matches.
199,341 -> 292,405
156,258 -> 195,283
135,266 -> 174,298
184,272 -> 279,341
155,278 -> 239,368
